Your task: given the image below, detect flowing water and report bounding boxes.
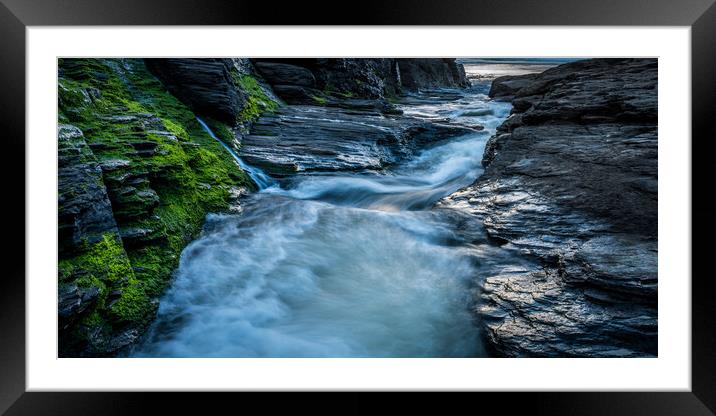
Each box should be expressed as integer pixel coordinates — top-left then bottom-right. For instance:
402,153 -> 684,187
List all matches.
132,81 -> 513,357
196,117 -> 277,190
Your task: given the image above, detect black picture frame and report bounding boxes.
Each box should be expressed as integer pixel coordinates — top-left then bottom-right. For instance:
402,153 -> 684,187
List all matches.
1,0 -> 712,414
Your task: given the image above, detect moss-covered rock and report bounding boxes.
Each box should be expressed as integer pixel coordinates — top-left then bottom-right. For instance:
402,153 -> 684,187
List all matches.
57,58 -> 268,356
233,74 -> 279,123
144,58 -> 280,131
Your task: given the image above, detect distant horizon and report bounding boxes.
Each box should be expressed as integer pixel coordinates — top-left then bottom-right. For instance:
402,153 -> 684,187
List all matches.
459,58 -> 580,79
457,57 -> 582,65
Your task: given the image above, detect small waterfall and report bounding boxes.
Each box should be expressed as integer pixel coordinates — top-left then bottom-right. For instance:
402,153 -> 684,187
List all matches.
196,117 -> 276,190
133,84 -> 513,358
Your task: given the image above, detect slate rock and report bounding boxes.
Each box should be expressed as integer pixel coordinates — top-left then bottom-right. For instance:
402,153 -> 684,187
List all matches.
254,62 -> 317,88
242,105 -> 474,176
57,124 -> 119,253
58,282 -> 101,320
396,58 -> 471,90
437,58 -> 658,357
145,58 -> 247,125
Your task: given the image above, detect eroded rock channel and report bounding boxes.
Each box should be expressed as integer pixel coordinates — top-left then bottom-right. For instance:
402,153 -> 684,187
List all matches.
58,58 -> 657,357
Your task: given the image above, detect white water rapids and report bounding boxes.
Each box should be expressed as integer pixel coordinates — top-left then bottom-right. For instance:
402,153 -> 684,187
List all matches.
132,81 -> 512,357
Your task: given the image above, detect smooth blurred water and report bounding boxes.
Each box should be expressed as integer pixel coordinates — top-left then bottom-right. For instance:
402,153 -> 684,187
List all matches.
132,83 -> 511,357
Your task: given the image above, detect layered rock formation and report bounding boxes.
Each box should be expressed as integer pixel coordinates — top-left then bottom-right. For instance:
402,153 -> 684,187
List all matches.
241,105 -> 476,176
396,58 -> 471,90
57,58 -> 474,356
144,58 -> 247,125
58,124 -> 119,255
437,58 -> 658,357
238,59 -> 475,177
57,58 -> 260,356
250,58 -> 468,106
145,58 -> 279,128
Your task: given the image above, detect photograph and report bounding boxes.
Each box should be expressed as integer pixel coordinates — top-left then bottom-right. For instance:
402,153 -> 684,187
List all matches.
57,56 -> 658,358
2,0 -> 707,408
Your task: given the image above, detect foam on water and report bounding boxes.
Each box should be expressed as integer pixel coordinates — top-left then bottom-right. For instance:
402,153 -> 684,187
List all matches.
132,82 -> 511,357
133,199 -> 482,357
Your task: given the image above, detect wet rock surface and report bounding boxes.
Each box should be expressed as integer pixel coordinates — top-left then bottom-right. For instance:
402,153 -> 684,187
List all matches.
437,58 -> 658,357
241,104 -> 477,176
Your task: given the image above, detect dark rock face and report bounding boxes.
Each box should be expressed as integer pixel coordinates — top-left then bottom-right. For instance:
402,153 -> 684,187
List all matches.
58,58 -> 255,357
242,105 -> 476,176
240,61 -> 476,177
313,58 -> 398,99
250,58 -> 468,105
254,61 -> 317,88
252,58 -> 396,102
396,58 -> 470,90
488,73 -> 539,99
437,58 -> 658,357
268,84 -> 323,105
57,125 -> 151,357
144,58 -> 247,125
58,282 -> 101,319
58,124 -> 119,254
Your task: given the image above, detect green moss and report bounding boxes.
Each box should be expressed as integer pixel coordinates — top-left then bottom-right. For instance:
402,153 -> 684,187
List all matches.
385,95 -> 400,104
76,234 -> 133,283
322,82 -> 361,100
80,310 -> 104,328
127,246 -> 175,297
59,234 -> 153,326
75,274 -> 106,293
58,58 -> 260,354
323,82 -> 337,95
109,282 -> 151,322
58,260 -> 76,283
311,95 -> 328,105
204,118 -> 236,146
58,79 -> 91,109
233,74 -> 279,122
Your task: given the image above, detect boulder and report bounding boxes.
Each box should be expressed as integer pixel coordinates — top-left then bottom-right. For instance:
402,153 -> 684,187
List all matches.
488,73 -> 539,99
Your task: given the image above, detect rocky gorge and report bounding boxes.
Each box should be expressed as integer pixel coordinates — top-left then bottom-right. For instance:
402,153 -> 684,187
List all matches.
57,57 -> 657,358
57,57 -> 475,356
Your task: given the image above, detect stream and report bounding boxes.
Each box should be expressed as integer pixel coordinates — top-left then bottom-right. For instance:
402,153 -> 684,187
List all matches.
131,80 -> 514,357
